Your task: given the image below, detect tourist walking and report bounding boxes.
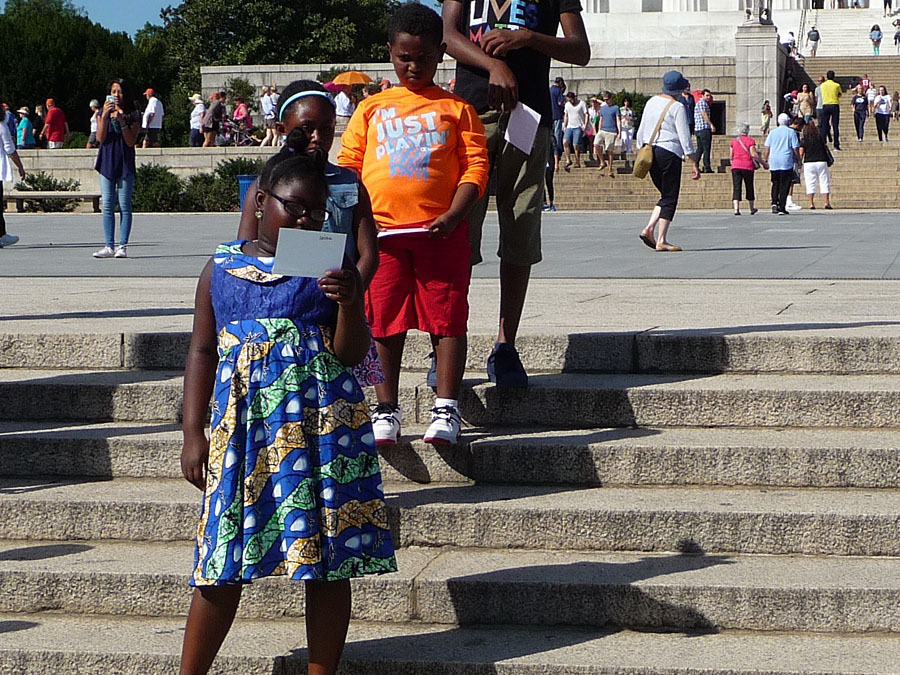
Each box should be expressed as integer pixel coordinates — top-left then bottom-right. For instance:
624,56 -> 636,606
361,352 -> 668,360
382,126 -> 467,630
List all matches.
886,0 -> 893,17
799,120 -> 833,210
814,76 -> 830,141
620,97 -> 636,169
93,78 -> 140,259
797,83 -> 815,123
15,106 -> 35,149
141,88 -> 164,148
40,98 -> 68,148
873,85 -> 892,140
179,138 -> 396,675
694,89 -> 715,173
730,122 -> 767,216
870,24 -> 883,54
637,70 -> 701,253
764,113 -> 800,215
0,104 -> 26,247
807,25 -> 821,56
188,93 -> 205,147
761,100 -> 773,135
201,92 -> 225,147
563,91 -> 588,170
32,104 -> 45,148
259,86 -> 277,146
594,91 -> 620,178
680,86 -> 696,135
851,84 -> 868,141
820,70 -> 842,149
550,76 -> 566,171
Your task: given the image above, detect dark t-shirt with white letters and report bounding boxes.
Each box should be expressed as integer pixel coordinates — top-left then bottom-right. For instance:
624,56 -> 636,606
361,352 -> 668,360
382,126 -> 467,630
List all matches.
450,0 -> 583,128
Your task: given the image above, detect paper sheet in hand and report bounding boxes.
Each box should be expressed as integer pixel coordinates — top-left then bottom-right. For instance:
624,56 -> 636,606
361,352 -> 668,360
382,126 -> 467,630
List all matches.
504,102 -> 541,155
272,229 -> 346,278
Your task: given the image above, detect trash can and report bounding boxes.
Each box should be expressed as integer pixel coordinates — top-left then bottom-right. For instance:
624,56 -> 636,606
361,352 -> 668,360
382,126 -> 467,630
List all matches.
238,175 -> 257,210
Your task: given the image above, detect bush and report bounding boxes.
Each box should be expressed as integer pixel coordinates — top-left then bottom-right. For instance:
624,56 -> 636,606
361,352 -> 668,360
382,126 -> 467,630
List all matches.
209,157 -> 265,211
13,171 -> 80,212
65,131 -> 90,149
180,172 -> 218,212
133,164 -> 183,212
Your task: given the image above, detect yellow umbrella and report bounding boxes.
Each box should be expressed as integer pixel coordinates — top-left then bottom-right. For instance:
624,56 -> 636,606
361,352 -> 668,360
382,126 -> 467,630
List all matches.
332,71 -> 373,86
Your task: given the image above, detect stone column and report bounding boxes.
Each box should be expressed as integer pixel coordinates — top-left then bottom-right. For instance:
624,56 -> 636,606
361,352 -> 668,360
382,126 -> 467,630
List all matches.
735,21 -> 784,133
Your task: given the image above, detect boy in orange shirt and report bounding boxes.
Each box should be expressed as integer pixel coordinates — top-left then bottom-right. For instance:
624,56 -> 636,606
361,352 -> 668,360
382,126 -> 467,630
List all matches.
338,2 -> 489,445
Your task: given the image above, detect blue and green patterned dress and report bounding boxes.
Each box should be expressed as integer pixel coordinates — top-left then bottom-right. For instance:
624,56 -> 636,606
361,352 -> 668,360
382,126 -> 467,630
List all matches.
190,240 -> 397,586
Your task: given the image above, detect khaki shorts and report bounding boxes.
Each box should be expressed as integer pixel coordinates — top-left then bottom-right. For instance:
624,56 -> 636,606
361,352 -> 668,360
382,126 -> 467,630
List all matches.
467,111 -> 550,267
594,130 -> 617,151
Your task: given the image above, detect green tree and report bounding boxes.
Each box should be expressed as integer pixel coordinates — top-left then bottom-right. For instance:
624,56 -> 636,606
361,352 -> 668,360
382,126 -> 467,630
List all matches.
0,0 -> 174,134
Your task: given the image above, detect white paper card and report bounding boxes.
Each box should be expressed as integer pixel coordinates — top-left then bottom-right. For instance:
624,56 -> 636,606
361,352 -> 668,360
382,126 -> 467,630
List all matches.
504,102 -> 541,155
377,226 -> 431,238
272,229 -> 347,278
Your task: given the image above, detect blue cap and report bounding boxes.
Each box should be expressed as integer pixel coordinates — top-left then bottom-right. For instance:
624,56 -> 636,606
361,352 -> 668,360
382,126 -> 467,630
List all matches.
662,70 -> 690,96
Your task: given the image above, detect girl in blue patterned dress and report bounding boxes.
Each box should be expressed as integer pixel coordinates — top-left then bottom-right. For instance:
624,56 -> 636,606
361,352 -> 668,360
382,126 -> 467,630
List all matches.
179,133 -> 396,675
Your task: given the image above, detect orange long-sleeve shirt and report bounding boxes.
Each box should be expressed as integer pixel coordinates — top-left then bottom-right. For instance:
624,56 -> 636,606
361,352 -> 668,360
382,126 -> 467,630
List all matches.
337,85 -> 489,230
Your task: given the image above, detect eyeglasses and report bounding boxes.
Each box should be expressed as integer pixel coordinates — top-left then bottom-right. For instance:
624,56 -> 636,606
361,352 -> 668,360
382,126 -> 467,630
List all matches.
265,191 -> 328,223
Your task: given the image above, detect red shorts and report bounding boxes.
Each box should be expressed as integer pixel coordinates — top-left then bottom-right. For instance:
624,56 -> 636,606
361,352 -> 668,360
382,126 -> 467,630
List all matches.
366,222 -> 471,338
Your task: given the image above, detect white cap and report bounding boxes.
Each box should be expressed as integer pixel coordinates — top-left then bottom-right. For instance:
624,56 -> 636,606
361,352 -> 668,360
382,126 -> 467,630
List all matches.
777,113 -> 791,126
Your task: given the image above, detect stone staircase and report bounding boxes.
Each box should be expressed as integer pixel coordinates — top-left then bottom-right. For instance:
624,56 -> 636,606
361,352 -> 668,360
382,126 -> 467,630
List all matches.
551,135 -> 900,211
3,323 -> 900,672
802,5 -> 895,58
802,55 -> 900,90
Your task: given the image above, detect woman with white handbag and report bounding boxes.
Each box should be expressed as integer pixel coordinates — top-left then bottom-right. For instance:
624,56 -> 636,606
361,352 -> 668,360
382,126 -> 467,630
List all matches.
636,70 -> 701,252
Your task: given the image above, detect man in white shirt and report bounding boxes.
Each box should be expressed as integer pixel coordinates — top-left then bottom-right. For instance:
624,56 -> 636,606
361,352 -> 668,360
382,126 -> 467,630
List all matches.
562,91 -> 588,169
334,85 -> 354,119
142,88 -> 164,148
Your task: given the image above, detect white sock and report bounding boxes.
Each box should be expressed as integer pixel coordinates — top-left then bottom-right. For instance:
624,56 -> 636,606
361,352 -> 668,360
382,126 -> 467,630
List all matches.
434,397 -> 459,411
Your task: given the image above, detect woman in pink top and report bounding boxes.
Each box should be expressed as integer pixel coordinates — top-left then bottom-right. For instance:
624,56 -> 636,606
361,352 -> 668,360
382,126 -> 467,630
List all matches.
232,96 -> 251,129
730,122 -> 768,216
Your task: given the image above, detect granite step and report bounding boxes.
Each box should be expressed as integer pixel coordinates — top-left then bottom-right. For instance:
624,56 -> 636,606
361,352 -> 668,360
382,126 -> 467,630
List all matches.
4,369 -> 900,429
4,540 -> 900,632
10,331 -> 900,374
5,478 -> 900,555
5,422 -> 900,489
5,613 -> 900,675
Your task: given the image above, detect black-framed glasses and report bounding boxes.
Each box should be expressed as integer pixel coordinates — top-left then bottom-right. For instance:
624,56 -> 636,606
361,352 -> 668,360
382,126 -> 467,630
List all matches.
265,190 -> 328,223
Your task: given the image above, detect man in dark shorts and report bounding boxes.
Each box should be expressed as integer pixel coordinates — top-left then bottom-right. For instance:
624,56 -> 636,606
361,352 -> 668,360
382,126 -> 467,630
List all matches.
442,0 -> 590,387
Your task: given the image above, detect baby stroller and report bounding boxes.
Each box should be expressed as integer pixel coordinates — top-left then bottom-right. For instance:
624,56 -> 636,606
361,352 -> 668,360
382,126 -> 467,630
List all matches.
231,116 -> 259,146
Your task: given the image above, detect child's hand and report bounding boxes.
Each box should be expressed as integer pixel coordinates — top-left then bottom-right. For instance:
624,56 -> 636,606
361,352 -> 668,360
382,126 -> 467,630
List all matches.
181,433 -> 210,490
429,212 -> 461,239
319,267 -> 362,307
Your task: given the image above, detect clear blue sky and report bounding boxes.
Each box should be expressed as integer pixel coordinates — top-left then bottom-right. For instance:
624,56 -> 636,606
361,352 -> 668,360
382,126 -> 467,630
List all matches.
77,0 -> 169,35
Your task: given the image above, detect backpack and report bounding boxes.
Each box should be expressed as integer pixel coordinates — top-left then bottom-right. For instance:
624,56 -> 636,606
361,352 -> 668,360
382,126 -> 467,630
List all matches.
808,29 -> 819,41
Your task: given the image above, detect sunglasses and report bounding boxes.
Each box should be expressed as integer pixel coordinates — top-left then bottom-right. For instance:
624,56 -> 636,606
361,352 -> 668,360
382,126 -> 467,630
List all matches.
265,191 -> 328,223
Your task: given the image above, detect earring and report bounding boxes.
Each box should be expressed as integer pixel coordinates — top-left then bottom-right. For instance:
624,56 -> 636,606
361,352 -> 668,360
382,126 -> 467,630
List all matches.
255,210 -> 262,220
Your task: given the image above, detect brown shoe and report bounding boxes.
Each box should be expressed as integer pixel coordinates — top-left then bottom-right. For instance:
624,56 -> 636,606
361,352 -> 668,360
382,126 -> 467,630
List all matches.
655,243 -> 682,252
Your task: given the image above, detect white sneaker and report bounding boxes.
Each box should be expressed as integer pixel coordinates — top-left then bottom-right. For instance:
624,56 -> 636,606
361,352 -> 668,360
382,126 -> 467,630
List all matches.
371,403 -> 402,446
93,246 -> 115,258
423,405 -> 462,445
114,245 -> 128,258
0,233 -> 19,247
786,202 -> 802,211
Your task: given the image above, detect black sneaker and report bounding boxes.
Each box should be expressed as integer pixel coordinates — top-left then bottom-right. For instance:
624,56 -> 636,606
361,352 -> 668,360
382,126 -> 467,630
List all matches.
772,205 -> 779,214
426,351 -> 437,388
487,343 -> 528,388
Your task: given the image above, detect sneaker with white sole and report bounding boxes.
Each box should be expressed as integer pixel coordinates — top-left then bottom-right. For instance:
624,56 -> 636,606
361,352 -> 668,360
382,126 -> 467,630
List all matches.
786,202 -> 802,211
371,403 -> 402,446
93,246 -> 115,259
423,405 -> 461,445
0,233 -> 19,248
115,245 -> 128,258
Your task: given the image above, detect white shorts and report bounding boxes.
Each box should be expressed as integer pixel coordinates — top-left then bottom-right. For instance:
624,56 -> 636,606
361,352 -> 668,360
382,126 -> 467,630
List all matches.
593,130 -> 617,151
804,161 -> 830,194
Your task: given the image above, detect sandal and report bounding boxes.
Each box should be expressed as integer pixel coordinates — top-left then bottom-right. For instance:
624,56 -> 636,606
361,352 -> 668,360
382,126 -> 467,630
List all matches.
655,243 -> 682,252
639,232 -> 657,249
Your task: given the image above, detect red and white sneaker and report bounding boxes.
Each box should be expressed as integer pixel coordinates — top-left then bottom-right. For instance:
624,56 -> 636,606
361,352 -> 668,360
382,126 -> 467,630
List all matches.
423,405 -> 461,445
372,403 -> 402,446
